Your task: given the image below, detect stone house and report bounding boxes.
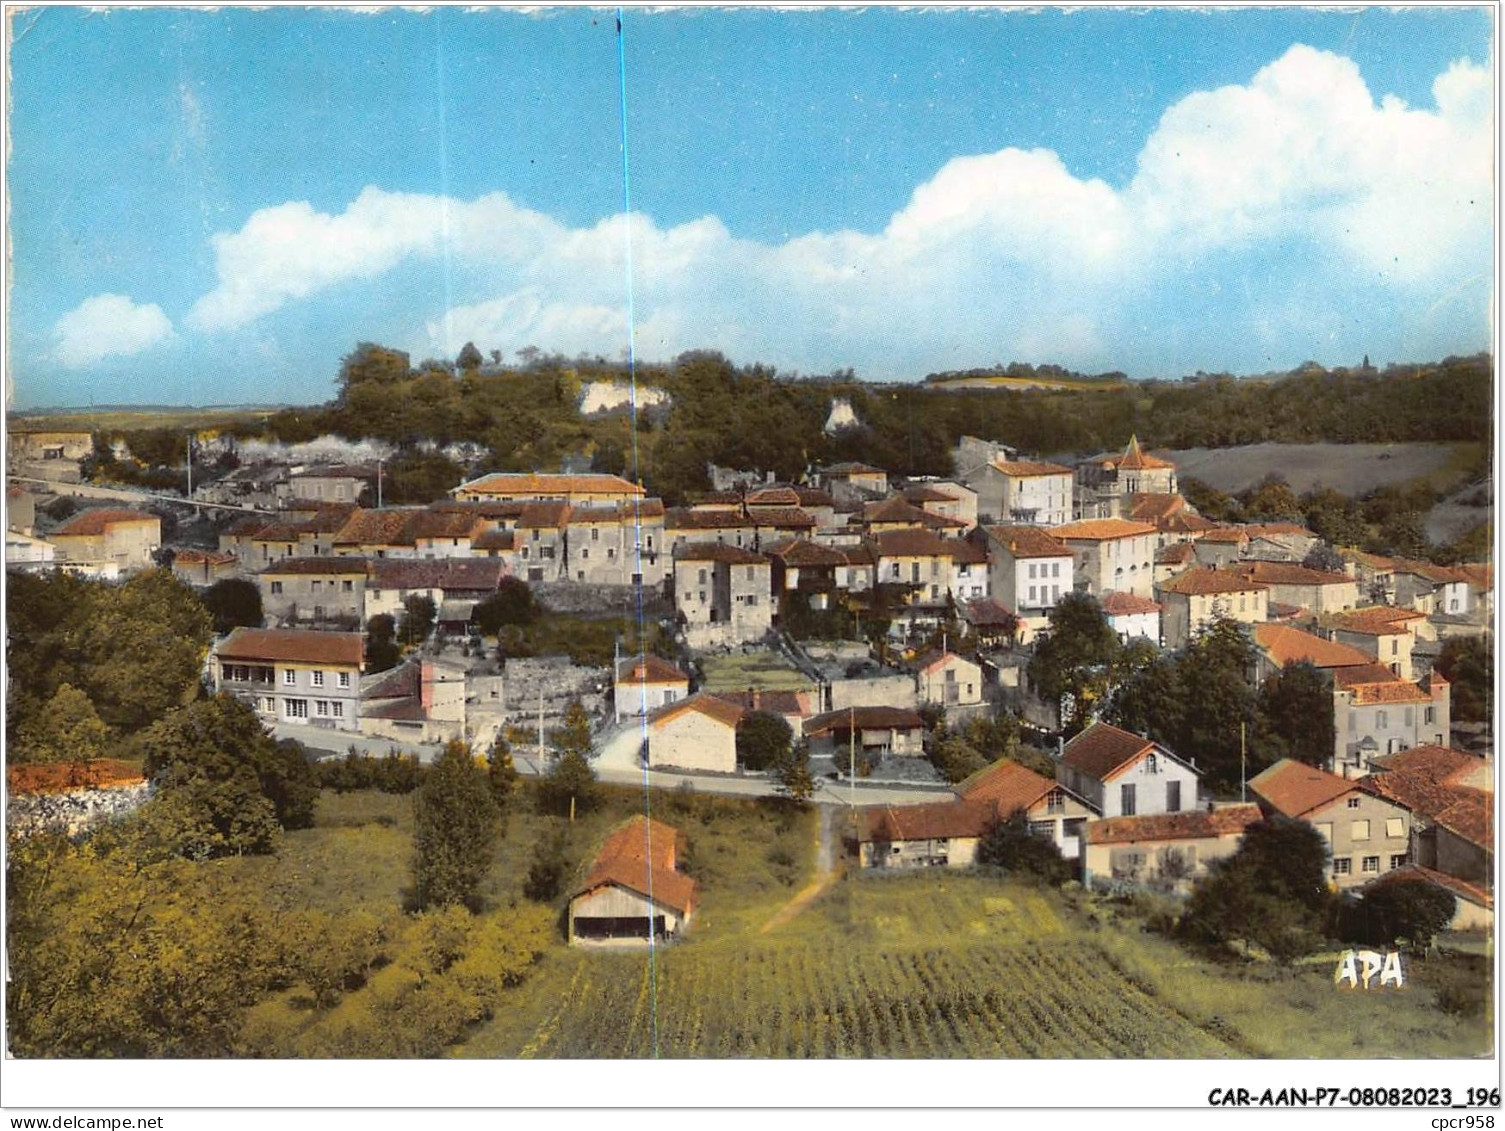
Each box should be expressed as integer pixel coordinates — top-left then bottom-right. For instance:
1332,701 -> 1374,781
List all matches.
364,558 -> 506,622
804,706 -> 926,759
900,480 -> 978,531
1320,605 -> 1428,679
672,543 -> 773,648
1074,436 -> 1177,520
1191,527 -> 1250,569
1084,803 -> 1264,893
913,650 -> 983,709
645,693 -> 743,773
1052,518 -> 1158,599
613,653 -> 690,720
868,529 -> 956,607
1155,567 -> 1269,650
947,537 -> 991,603
1057,722 -> 1202,819
955,758 -> 1097,865
359,656 -> 468,744
285,464 -> 374,505
50,508 -> 161,571
171,549 -> 239,587
1364,745 -> 1493,892
452,471 -> 646,506
1100,591 -> 1161,645
1251,622 -> 1374,684
259,556 -> 369,626
815,462 -> 889,502
1228,561 -> 1358,615
854,800 -> 995,869
1249,758 -> 1414,890
213,627 -> 364,731
1331,664 -> 1451,774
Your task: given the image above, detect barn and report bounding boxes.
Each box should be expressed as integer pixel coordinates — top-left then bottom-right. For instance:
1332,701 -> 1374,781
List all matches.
568,816 -> 698,947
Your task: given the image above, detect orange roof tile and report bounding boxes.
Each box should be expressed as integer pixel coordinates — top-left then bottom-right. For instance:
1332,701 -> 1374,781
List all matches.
1372,745 -> 1488,787
1126,493 -> 1186,523
1051,518 -> 1158,541
1253,623 -> 1374,669
1323,605 -> 1426,635
956,759 -> 1057,812
1101,591 -> 1161,616
648,692 -> 744,730
332,508 -> 419,546
1196,527 -> 1251,544
1112,435 -> 1176,471
991,458 -> 1073,478
673,541 -> 767,565
805,706 -> 926,734
859,799 -> 999,843
1230,561 -> 1353,587
1156,542 -> 1197,565
7,759 -> 145,795
1087,803 -> 1262,846
576,816 -> 697,915
215,627 -> 363,666
615,654 -> 689,685
1061,723 -> 1155,782
869,529 -> 953,558
1157,567 -> 1268,597
1248,758 -> 1358,818
985,524 -> 1071,559
456,472 -> 644,498
765,538 -> 849,568
54,508 -> 159,536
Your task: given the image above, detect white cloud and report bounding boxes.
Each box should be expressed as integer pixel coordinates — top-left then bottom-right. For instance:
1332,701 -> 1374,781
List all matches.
52,294 -> 174,367
181,44 -> 1491,376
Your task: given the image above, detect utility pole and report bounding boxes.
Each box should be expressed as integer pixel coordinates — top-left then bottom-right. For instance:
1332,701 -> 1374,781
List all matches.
1240,721 -> 1247,803
377,460 -> 383,508
186,433 -> 192,498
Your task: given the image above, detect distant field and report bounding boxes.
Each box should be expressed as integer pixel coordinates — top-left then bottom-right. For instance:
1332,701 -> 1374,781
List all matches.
928,375 -> 1127,392
11,408 -> 275,433
1167,441 -> 1472,495
698,649 -> 814,692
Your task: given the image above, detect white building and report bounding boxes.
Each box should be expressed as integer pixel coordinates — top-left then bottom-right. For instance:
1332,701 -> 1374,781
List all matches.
1052,519 -> 1158,599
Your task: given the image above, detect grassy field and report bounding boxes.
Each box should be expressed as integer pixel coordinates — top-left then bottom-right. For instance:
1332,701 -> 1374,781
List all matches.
210,789 -> 1493,1060
699,648 -> 815,693
1165,441 -> 1476,496
927,375 -> 1128,392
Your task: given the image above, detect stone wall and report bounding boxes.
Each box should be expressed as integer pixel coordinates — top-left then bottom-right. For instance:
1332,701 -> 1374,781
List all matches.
476,656 -> 612,733
535,582 -> 668,616
8,782 -> 153,839
827,673 -> 919,712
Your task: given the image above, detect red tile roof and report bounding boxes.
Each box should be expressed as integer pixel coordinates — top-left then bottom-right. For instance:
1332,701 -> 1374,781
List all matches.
985,525 -> 1071,559
369,558 -> 507,592
947,539 -> 989,565
1126,493 -> 1186,524
1248,759 -> 1358,818
1052,518 -> 1158,541
615,654 -> 689,685
902,485 -> 959,503
259,556 -> 370,576
748,506 -> 818,529
216,627 -> 363,666
666,508 -> 755,531
1331,665 -> 1432,705
54,508 -> 159,536
965,597 -> 1017,627
576,816 -> 697,916
648,692 -> 745,730
764,538 -> 849,568
409,510 -> 485,539
473,529 -> 516,551
1322,605 -> 1426,635
1111,435 -> 1175,471
1087,803 -> 1263,846
672,541 -> 768,565
1157,568 -> 1268,597
869,529 -> 953,558
517,501 -> 572,529
1196,527 -> 1251,544
1156,542 -> 1197,565
956,759 -> 1057,813
1229,562 -> 1354,587
859,799 -> 998,843
1101,591 -> 1161,616
745,486 -> 802,507
1061,723 -> 1157,782
1372,745 -> 1487,787
456,472 -> 644,498
991,458 -> 1073,478
862,498 -> 941,526
174,549 -> 238,566
805,706 -> 926,734
709,688 -> 810,718
1160,511 -> 1221,535
333,508 -> 419,546
1253,623 -> 1373,669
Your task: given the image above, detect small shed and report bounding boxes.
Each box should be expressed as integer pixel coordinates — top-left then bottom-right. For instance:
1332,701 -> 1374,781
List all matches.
568,816 -> 698,946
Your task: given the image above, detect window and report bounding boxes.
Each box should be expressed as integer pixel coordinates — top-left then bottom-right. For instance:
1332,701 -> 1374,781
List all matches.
311,670 -> 324,687
699,568 -> 708,585
331,702 -> 343,718
577,571 -> 585,581
1351,819 -> 1370,841
1028,820 -> 1055,839
1120,783 -> 1136,816
343,579 -> 353,592
1347,796 -> 1361,809
1166,781 -> 1181,812
1028,563 -> 1037,579
1376,710 -> 1388,728
1425,706 -> 1435,724
581,548 -> 589,559
1144,753 -> 1158,774
1046,790 -> 1064,814
1028,585 -> 1037,602
1385,817 -> 1405,838
315,700 -> 329,717
1390,638 -> 1399,656
259,697 -> 275,713
747,566 -> 756,581
1052,563 -> 1060,578
271,581 -> 284,595
592,527 -> 599,542
608,548 -> 616,559
1361,855 -> 1380,874
1404,707 -> 1413,728
338,672 -> 351,689
285,698 -> 308,719
311,579 -> 323,592
1389,854 -> 1406,870
1333,857 -> 1352,876
1348,713 -> 1356,733
283,669 -> 296,686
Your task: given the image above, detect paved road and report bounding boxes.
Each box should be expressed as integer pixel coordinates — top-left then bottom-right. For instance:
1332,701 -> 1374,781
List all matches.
278,720 -> 950,806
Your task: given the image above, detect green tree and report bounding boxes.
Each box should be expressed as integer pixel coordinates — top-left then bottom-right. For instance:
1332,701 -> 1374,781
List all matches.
456,341 -> 484,373
202,578 -> 264,635
522,825 -> 570,902
737,710 -> 793,772
399,595 -> 437,648
486,733 -> 519,809
769,740 -> 816,802
381,451 -> 465,505
1257,661 -> 1335,769
139,696 -> 284,858
366,614 -> 400,673
1301,543 -> 1346,574
1239,474 -> 1303,521
1347,878 -> 1457,951
929,733 -> 989,784
1027,593 -> 1122,735
1435,636 -> 1492,722
412,740 -> 500,911
1175,618 -> 1260,791
1180,817 -> 1332,961
474,578 -> 540,634
976,810 -> 1071,884
261,738 -> 320,831
11,683 -> 110,764
539,700 -> 599,816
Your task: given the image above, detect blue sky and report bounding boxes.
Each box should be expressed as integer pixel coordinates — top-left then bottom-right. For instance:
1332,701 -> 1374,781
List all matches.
5,6 -> 1494,408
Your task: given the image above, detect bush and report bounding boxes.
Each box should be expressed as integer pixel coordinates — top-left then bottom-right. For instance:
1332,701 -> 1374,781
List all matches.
976,810 -> 1071,885
522,826 -> 570,903
1342,878 -> 1457,950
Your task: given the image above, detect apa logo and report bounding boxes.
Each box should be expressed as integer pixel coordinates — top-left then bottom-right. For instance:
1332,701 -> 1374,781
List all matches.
1333,949 -> 1405,989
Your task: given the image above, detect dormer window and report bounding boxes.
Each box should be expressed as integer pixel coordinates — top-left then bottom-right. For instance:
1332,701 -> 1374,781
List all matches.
1145,753 -> 1158,774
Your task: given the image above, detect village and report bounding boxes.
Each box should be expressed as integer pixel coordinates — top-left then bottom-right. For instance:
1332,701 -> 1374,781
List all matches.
6,419 -> 1493,958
